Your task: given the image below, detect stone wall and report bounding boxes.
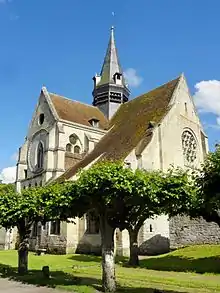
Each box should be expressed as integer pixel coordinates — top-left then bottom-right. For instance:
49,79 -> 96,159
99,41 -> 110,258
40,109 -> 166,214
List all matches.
169,215 -> 220,248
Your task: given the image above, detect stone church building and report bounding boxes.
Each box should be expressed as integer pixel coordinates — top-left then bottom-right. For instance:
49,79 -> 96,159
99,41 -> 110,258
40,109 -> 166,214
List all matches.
3,27 -> 219,254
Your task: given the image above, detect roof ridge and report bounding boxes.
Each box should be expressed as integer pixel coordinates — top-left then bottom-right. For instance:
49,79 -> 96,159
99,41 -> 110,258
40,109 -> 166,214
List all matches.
49,92 -> 98,109
131,75 -> 181,101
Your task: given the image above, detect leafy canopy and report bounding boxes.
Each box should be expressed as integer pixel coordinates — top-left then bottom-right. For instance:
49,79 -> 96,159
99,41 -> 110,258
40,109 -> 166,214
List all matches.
0,182 -> 80,231
191,146 -> 220,225
76,161 -> 195,231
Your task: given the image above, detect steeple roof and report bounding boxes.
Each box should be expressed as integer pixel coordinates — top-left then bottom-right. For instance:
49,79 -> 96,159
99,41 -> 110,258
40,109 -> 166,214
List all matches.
99,27 -> 126,86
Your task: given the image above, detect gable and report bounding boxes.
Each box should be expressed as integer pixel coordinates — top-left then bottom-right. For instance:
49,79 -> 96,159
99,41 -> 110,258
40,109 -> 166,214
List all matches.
57,76 -> 180,182
170,74 -> 205,130
154,75 -> 209,170
27,90 -> 57,139
49,93 -> 108,130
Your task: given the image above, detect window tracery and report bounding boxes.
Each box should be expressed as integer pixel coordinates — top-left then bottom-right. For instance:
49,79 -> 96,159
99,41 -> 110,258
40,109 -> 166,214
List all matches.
69,134 -> 78,145
37,142 -> 44,169
74,145 -> 81,154
65,134 -> 81,154
182,130 -> 197,164
66,143 -> 72,152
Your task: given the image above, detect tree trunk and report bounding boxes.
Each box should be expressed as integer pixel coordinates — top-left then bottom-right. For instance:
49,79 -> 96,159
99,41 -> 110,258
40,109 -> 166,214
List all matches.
100,215 -> 116,292
128,228 -> 139,267
17,230 -> 30,275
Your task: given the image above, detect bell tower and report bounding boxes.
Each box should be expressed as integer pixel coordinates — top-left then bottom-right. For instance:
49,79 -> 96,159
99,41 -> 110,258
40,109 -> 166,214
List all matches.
92,27 -> 130,119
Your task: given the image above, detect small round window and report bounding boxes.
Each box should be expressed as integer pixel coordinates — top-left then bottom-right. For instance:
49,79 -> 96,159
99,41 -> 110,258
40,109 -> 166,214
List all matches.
38,113 -> 44,125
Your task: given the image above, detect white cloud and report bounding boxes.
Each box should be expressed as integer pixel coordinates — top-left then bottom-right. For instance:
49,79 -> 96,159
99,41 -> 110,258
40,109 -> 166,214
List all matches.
124,68 -> 143,88
0,166 -> 16,184
194,80 -> 220,126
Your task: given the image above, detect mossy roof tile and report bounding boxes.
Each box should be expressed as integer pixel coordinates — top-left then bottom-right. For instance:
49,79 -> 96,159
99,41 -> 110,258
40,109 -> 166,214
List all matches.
50,93 -> 108,130
57,76 -> 180,182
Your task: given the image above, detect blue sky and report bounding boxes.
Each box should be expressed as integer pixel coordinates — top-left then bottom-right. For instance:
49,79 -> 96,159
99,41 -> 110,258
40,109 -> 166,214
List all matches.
0,0 -> 220,178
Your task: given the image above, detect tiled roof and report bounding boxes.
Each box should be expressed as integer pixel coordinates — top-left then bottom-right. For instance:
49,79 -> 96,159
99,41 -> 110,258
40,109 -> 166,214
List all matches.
57,77 -> 180,182
50,93 -> 108,130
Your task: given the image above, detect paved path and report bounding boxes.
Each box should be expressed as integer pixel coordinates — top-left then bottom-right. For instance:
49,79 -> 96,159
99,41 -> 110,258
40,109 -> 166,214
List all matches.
0,278 -> 68,293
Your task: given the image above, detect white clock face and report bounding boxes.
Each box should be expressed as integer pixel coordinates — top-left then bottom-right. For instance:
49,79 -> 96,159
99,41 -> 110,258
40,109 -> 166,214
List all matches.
27,130 -> 48,173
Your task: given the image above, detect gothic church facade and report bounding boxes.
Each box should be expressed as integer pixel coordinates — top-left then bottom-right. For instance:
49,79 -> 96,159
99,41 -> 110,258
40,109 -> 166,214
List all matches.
11,27 -> 220,255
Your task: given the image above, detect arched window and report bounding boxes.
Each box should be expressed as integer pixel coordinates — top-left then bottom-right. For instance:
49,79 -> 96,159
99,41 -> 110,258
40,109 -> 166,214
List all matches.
66,143 -> 72,152
182,130 -> 197,164
37,142 -> 44,169
74,145 -> 80,154
86,212 -> 99,234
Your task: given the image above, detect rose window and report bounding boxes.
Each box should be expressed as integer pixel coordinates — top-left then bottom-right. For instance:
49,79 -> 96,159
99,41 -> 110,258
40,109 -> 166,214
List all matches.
182,130 -> 197,163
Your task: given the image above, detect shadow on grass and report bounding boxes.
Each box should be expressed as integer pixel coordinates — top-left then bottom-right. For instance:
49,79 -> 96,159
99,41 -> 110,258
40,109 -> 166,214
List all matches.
69,254 -> 127,265
139,255 -> 220,274
70,253 -> 220,275
0,263 -> 189,293
0,263 -> 101,289
93,284 -> 188,293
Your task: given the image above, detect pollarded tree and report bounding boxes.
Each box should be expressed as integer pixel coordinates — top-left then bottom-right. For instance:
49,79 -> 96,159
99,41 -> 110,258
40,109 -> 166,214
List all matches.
76,161 -> 135,292
0,182 -> 79,274
76,162 -> 196,279
109,169 -> 163,267
109,167 -> 195,267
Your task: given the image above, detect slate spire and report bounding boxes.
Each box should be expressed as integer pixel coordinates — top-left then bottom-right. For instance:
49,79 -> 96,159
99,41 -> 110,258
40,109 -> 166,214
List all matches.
92,27 -> 130,119
99,26 -> 125,86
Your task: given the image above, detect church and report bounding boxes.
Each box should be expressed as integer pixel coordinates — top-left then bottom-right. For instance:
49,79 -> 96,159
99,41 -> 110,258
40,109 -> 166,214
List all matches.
10,27 -> 220,255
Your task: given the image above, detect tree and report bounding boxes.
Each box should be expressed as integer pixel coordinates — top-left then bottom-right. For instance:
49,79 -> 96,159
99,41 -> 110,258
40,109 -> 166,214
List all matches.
109,169 -> 163,267
109,167 -> 195,267
190,145 -> 220,226
76,161 -> 136,292
76,161 -> 197,286
0,182 -> 78,274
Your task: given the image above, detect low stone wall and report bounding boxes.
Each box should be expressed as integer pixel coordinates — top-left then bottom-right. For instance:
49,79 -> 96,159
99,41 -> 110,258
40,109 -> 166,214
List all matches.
169,215 -> 220,248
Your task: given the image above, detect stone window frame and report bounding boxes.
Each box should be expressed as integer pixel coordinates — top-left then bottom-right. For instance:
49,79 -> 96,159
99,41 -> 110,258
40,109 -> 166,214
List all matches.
32,222 -> 38,238
36,141 -> 44,169
74,145 -> 81,154
86,212 -> 100,234
66,143 -> 72,153
181,128 -> 198,166
49,220 -> 61,236
66,134 -> 82,154
38,113 -> 45,126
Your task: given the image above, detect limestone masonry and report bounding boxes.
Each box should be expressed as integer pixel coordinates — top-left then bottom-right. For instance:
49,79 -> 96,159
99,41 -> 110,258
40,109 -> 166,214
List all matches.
1,27 -> 219,254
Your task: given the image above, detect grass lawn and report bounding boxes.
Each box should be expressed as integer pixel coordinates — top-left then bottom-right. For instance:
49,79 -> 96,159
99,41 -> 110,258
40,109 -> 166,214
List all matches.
0,245 -> 220,292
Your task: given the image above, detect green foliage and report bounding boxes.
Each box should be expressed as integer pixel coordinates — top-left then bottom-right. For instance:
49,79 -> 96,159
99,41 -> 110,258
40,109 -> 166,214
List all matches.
191,146 -> 220,225
76,161 -> 195,231
0,182 -> 81,233
159,168 -> 197,218
76,161 -> 134,219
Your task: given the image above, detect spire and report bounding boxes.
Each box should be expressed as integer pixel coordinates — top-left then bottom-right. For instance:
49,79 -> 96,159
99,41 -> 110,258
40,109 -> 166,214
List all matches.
92,27 -> 130,120
99,26 -> 125,86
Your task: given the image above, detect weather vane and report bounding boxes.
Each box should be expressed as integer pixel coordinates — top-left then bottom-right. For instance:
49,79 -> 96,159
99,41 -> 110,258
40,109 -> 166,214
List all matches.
111,11 -> 115,29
